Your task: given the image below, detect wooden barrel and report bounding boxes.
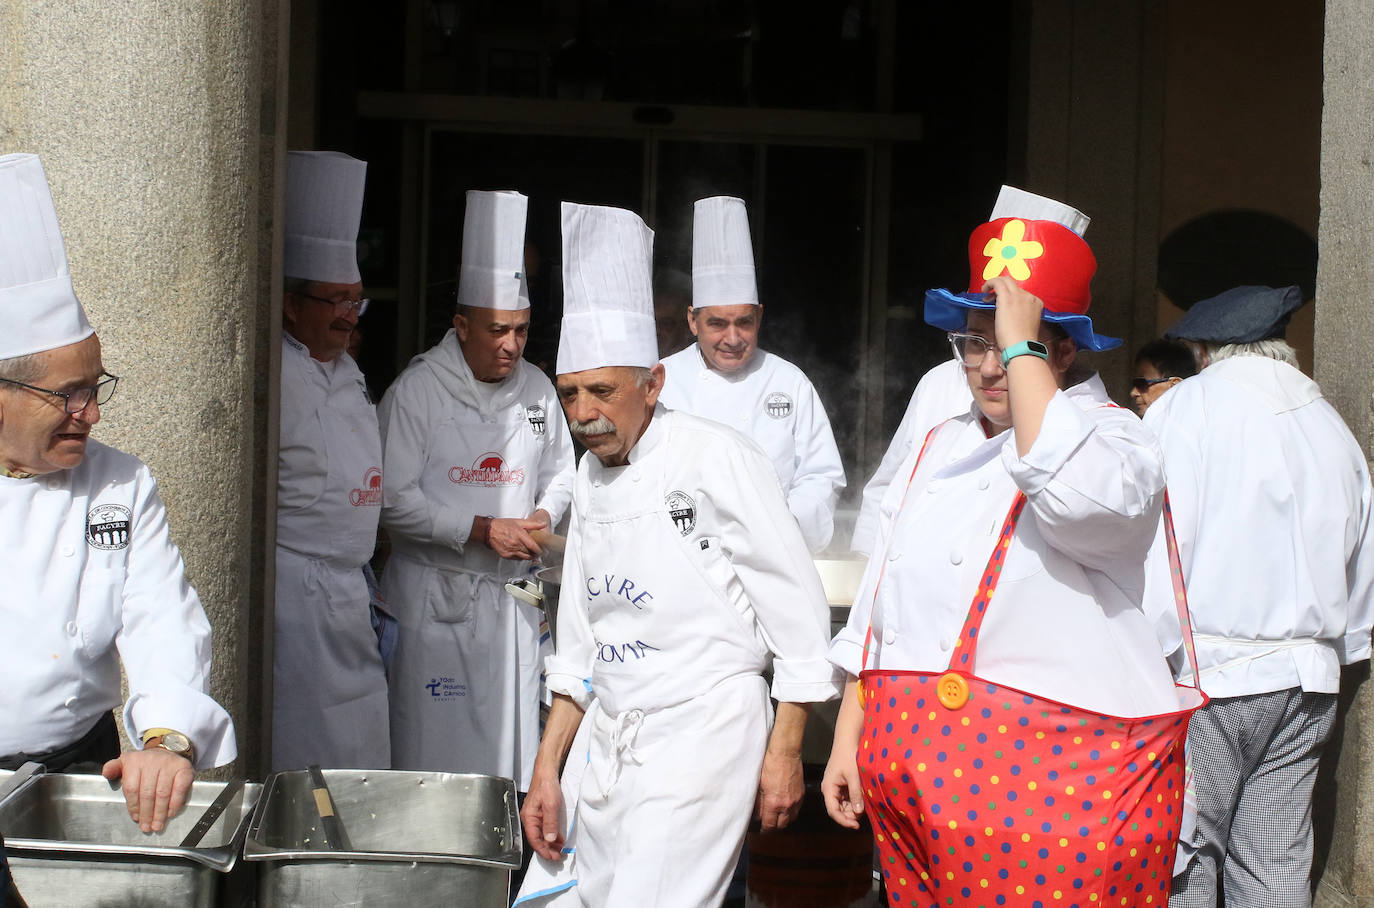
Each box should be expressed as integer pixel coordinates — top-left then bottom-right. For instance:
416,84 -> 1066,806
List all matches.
747,778 -> 877,907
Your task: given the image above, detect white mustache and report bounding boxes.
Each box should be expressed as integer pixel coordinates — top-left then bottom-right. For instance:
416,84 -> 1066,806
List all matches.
570,416 -> 616,437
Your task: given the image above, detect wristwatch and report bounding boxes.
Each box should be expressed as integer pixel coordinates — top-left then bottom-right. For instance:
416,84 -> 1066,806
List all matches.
1000,340 -> 1049,367
145,730 -> 195,763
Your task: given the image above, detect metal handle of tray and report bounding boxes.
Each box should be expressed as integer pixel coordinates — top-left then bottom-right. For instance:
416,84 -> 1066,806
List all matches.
306,765 -> 351,851
0,761 -> 44,809
178,779 -> 245,849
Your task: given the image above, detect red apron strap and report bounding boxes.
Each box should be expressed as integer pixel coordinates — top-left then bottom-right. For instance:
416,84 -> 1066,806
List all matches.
860,422 -> 945,674
946,492 -> 1028,673
1162,491 -> 1202,689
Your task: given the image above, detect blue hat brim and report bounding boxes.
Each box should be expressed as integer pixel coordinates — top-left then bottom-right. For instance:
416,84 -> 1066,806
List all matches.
923,288 -> 1122,352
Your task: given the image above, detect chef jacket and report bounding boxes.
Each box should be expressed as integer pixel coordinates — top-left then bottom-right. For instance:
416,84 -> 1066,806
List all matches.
830,374 -> 1180,718
851,358 -> 972,555
659,346 -> 845,552
0,441 -> 237,769
378,330 -> 575,572
1142,357 -> 1374,699
544,405 -> 841,715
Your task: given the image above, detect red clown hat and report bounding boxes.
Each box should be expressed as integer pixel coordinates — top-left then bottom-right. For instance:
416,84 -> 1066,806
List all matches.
924,216 -> 1119,351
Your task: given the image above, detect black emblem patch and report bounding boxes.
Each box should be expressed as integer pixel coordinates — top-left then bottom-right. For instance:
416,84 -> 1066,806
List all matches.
665,490 -> 696,537
86,504 -> 132,550
527,404 -> 547,437
764,392 -> 793,419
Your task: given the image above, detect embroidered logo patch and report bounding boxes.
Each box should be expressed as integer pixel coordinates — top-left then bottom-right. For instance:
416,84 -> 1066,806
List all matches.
449,452 -> 526,486
86,503 -> 132,550
350,466 -> 383,507
764,392 -> 793,419
665,490 -> 696,536
527,404 -> 546,437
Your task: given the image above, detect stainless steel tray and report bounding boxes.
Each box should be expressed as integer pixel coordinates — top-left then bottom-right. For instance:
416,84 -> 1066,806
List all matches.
244,769 -> 520,908
0,770 -> 261,908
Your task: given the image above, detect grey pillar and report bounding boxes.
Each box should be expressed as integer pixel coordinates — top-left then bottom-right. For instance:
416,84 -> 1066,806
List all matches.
1019,0 -> 1164,398
0,0 -> 282,776
1312,0 -> 1374,903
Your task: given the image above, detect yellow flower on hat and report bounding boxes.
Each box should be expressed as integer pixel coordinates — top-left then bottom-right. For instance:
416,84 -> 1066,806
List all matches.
981,219 -> 1044,282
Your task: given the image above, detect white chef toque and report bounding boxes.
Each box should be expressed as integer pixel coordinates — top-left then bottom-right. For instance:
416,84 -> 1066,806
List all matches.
283,151 -> 367,284
0,153 -> 94,360
457,190 -> 530,311
989,185 -> 1090,237
691,195 -> 758,308
556,202 -> 657,374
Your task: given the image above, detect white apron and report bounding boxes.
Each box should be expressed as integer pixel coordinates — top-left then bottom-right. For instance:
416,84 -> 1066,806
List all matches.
383,402 -> 548,787
515,451 -> 773,907
274,369 -> 390,771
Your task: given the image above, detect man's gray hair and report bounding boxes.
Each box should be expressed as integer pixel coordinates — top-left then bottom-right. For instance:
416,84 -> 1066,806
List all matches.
0,352 -> 43,386
1205,338 -> 1299,369
630,367 -> 654,388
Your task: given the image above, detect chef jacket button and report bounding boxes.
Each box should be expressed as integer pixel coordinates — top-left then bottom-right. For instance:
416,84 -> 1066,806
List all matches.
63,696 -> 77,709
66,621 -> 78,636
978,478 -> 990,490
950,551 -> 963,565
61,544 -> 74,557
883,628 -> 896,645
926,481 -> 941,494
46,478 -> 61,491
887,550 -> 901,562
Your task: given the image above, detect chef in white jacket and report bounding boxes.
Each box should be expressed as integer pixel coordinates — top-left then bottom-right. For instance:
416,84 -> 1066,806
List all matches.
514,203 -> 840,907
378,190 -> 575,786
0,153 -> 236,833
273,151 -> 390,771
659,196 -> 845,552
1144,286 -> 1374,907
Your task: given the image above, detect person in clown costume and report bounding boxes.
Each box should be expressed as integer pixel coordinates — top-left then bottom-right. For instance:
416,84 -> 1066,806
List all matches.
823,187 -> 1203,907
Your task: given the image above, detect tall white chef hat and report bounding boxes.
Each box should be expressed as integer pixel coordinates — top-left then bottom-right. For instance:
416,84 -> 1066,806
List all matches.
989,185 -> 1090,237
691,195 -> 758,308
283,151 -> 367,284
0,153 -> 94,360
457,190 -> 530,311
556,202 -> 657,375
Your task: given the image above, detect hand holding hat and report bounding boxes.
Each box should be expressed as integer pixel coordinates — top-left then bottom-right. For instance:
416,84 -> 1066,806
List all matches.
984,276 -> 1045,352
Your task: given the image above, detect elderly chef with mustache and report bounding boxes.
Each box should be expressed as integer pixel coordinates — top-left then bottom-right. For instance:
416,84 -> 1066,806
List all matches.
513,201 -> 840,907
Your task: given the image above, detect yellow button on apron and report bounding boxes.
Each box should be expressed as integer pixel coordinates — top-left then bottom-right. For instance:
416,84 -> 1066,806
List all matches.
856,678 -> 867,709
937,672 -> 969,710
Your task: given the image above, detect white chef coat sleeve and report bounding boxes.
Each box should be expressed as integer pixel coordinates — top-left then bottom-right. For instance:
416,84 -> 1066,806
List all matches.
533,397 -> 576,526
544,501 -> 596,710
1003,393 -> 1165,576
1341,470 -> 1374,664
852,392 -> 919,556
714,436 -> 841,702
377,373 -> 476,549
117,468 -> 237,770
785,380 -> 846,552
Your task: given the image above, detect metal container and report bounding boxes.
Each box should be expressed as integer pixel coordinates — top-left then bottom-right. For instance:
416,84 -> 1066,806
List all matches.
0,770 -> 261,908
804,557 -> 869,765
244,769 -> 520,908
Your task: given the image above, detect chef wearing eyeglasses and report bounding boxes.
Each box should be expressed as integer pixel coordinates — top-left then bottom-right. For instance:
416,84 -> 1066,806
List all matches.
0,153 -> 236,833
272,151 -> 391,771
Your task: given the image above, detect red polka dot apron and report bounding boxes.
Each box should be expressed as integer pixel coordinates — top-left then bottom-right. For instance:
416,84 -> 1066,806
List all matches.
856,442 -> 1205,908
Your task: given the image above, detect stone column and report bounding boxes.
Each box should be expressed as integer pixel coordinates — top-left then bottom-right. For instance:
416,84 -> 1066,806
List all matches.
1019,0 -> 1164,397
0,0 -> 281,775
1312,0 -> 1374,903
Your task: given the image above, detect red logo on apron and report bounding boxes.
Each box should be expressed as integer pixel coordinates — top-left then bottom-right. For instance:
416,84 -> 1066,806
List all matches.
448,452 -> 526,486
349,466 -> 383,507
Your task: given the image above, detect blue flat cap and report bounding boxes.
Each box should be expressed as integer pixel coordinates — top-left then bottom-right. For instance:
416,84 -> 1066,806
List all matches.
1163,285 -> 1307,344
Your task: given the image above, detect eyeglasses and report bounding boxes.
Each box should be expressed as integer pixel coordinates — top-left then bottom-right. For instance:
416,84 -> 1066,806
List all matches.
0,372 -> 119,415
292,291 -> 370,317
948,332 -> 1003,370
1130,376 -> 1178,393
